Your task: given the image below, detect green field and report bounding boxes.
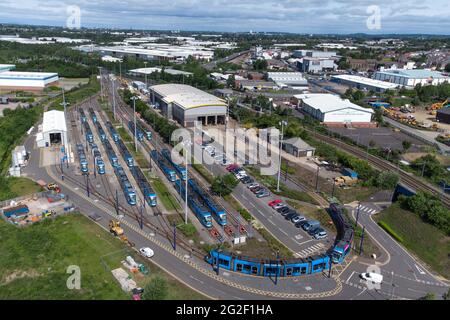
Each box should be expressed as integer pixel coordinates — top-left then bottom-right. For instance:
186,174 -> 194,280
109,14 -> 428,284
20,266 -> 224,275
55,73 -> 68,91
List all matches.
374,203 -> 450,279
0,213 -> 206,299
0,177 -> 43,202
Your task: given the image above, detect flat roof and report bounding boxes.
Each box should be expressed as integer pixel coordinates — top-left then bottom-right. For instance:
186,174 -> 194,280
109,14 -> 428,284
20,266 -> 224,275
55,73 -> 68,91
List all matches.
0,71 -> 58,81
283,137 -> 315,150
151,84 -> 226,110
129,67 -> 193,76
267,72 -> 307,82
295,93 -> 374,114
43,110 -> 67,133
332,74 -> 400,90
375,69 -> 447,79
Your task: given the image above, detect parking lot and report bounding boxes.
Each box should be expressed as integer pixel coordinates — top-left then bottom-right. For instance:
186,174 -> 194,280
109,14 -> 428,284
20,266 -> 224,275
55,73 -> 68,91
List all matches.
328,126 -> 427,152
198,141 -> 331,257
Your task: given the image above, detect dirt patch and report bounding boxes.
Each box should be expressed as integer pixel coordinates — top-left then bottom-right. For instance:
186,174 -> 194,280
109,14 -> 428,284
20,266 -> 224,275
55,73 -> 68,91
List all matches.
2,269 -> 41,285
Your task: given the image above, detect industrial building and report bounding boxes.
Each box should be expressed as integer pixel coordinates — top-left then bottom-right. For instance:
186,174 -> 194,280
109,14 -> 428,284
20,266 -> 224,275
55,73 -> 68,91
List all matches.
36,110 -> 68,148
0,70 -> 59,92
129,67 -> 193,77
282,137 -> 315,157
332,74 -> 400,93
295,93 -> 374,126
436,108 -> 450,124
149,84 -> 227,127
297,57 -> 337,74
267,72 -> 308,90
372,69 -> 449,87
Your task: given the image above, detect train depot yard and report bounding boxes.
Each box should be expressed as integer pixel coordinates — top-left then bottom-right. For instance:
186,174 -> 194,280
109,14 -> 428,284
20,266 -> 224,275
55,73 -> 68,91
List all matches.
0,20 -> 450,306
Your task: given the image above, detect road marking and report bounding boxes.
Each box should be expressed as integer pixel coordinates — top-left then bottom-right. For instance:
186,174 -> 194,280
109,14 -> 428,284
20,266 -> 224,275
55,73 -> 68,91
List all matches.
346,271 -> 355,283
294,234 -> 303,240
415,264 -> 426,275
278,228 -> 289,236
268,219 -> 276,226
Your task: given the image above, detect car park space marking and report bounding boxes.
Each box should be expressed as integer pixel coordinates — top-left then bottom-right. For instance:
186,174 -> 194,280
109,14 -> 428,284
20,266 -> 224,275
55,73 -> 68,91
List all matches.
346,271 -> 356,283
294,234 -> 303,240
278,228 -> 289,236
268,219 -> 276,226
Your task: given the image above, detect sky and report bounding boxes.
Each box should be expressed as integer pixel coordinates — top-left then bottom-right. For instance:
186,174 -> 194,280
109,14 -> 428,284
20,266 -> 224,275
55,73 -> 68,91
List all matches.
0,0 -> 449,34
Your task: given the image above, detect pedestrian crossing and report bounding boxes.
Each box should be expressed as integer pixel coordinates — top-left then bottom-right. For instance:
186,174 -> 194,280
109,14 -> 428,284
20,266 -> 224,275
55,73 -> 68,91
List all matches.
356,205 -> 378,215
295,243 -> 325,258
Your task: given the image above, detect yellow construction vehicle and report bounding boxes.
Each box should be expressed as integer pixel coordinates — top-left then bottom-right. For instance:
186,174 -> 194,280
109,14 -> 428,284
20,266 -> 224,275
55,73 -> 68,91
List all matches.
109,220 -> 124,236
427,99 -> 448,114
119,235 -> 135,247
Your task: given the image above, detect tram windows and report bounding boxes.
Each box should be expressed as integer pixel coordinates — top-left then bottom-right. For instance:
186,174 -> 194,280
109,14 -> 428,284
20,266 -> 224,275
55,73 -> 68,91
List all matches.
218,258 -> 229,267
287,268 -> 293,276
313,263 -> 325,271
243,264 -> 251,273
301,267 -> 307,274
251,266 -> 258,275
236,264 -> 243,272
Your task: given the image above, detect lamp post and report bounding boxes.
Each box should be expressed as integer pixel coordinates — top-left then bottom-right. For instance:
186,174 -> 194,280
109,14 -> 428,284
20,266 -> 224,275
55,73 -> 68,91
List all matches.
98,67 -> 103,101
276,120 -> 287,192
183,139 -> 191,224
130,96 -> 138,153
112,77 -> 116,121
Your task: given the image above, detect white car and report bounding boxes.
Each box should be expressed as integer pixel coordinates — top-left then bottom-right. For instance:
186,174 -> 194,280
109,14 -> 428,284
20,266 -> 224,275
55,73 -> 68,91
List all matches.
360,272 -> 383,284
139,247 -> 154,258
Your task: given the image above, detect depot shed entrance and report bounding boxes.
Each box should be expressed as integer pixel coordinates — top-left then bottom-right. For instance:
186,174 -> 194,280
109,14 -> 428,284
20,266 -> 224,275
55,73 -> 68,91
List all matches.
36,110 -> 68,148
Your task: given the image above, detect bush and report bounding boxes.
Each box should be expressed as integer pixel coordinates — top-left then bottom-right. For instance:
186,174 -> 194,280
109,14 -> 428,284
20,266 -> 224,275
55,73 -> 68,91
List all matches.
378,221 -> 404,242
237,208 -> 253,222
142,275 -> 168,300
177,223 -> 197,237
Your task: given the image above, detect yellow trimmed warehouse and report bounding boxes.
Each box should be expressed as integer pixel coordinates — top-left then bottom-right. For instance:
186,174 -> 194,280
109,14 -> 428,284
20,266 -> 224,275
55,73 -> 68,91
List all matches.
149,84 -> 227,127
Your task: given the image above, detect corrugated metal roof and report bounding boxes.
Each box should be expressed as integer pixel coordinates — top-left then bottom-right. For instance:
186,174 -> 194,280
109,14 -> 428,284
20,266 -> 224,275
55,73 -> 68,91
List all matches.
42,110 -> 67,133
295,93 -> 374,114
151,84 -> 226,110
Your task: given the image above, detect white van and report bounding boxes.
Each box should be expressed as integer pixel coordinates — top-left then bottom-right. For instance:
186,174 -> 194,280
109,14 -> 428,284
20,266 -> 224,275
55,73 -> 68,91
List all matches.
360,272 -> 383,284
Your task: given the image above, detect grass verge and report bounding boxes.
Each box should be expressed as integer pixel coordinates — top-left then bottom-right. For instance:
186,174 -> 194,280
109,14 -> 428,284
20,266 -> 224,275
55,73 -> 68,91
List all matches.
374,203 -> 450,278
146,175 -> 181,212
0,177 -> 43,202
0,213 -> 205,299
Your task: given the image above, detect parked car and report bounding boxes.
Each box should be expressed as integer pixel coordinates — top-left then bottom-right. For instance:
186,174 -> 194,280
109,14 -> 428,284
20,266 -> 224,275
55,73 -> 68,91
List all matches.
277,206 -> 290,214
273,203 -> 286,210
139,247 -> 154,258
256,191 -> 270,198
268,199 -> 282,207
249,185 -> 261,192
291,215 -> 306,224
308,226 -> 321,236
248,183 -> 260,189
314,228 -> 327,239
302,220 -> 320,232
241,176 -> 253,184
226,164 -> 238,171
285,212 -> 298,220
295,220 -> 308,228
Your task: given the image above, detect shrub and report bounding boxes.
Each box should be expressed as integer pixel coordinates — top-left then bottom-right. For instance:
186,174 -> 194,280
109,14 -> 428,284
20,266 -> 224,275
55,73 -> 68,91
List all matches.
378,221 -> 404,242
142,275 -> 168,300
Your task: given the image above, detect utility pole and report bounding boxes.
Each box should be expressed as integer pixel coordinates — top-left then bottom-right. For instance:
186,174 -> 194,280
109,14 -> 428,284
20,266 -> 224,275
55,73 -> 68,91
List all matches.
112,78 -> 116,121
184,141 -> 189,224
359,225 -> 365,255
275,250 -> 279,285
276,121 -> 287,192
355,202 -> 361,228
115,189 -> 119,215
130,96 -> 138,153
173,222 -> 177,251
98,67 -> 103,101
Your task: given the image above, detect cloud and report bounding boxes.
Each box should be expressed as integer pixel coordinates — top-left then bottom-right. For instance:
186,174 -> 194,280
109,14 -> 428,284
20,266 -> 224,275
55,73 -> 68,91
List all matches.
0,0 -> 449,34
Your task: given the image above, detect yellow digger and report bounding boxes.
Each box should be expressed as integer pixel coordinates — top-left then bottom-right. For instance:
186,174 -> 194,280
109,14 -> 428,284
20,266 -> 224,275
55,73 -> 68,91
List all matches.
109,220 -> 124,236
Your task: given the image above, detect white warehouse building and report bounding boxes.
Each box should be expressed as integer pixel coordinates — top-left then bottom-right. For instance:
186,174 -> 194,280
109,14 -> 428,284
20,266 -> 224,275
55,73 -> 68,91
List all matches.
295,93 -> 374,126
36,110 -> 68,148
149,84 -> 227,127
0,71 -> 59,92
372,69 -> 449,87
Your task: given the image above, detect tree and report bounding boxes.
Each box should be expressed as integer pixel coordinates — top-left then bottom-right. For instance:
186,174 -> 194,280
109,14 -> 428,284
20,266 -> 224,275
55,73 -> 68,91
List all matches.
211,174 -> 239,196
420,293 -> 436,300
252,59 -> 267,71
226,74 -> 235,88
402,140 -> 412,152
142,275 -> 168,300
375,171 -> 399,189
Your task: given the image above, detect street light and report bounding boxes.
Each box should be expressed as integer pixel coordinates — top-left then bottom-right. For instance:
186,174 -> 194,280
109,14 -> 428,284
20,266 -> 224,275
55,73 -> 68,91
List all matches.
130,96 -> 139,153
111,77 -> 116,121
276,120 -> 287,193
98,67 -> 103,101
183,140 -> 191,224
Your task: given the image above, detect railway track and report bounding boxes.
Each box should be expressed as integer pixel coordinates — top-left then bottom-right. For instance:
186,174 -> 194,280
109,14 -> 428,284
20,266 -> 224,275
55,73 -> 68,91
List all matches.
64,103 -> 207,260
305,129 -> 450,208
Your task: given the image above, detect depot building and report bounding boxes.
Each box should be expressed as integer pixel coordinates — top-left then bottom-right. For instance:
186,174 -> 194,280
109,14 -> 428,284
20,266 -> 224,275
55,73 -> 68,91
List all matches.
149,84 -> 227,127
36,110 -> 68,148
295,93 -> 374,127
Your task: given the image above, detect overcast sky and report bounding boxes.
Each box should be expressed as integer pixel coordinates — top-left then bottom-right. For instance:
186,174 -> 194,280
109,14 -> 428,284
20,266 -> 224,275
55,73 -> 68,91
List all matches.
1,0 -> 449,34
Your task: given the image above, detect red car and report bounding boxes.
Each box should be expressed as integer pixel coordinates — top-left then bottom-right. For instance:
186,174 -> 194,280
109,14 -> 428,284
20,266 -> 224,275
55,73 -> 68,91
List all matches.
226,164 -> 238,171
268,199 -> 282,207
